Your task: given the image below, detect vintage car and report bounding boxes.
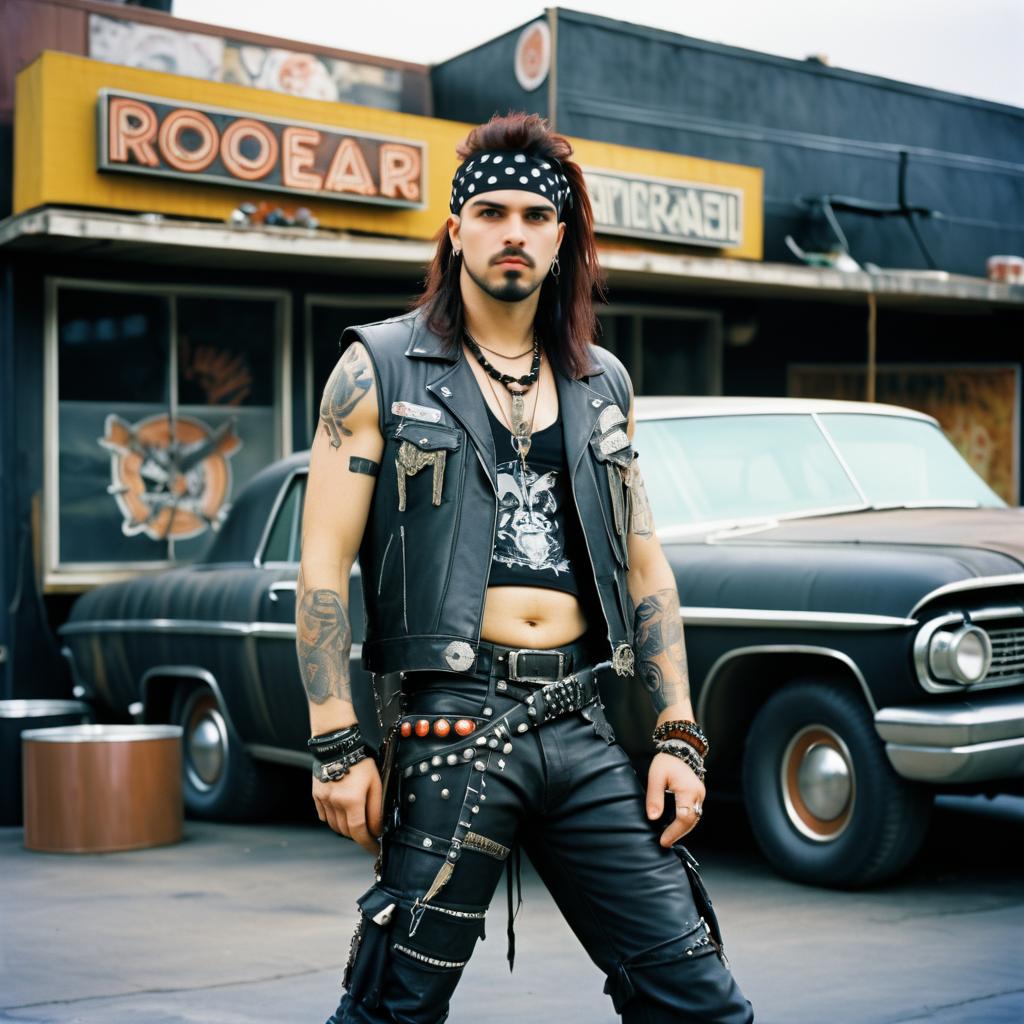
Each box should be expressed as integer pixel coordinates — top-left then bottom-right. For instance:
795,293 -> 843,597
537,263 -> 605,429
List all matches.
59,396 -> 1024,888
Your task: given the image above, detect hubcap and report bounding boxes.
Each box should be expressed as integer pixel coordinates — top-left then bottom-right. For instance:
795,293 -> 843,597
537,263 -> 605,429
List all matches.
780,725 -> 855,842
182,691 -> 228,793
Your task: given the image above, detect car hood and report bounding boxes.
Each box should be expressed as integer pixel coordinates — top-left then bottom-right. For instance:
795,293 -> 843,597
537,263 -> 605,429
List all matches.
667,507 -> 1024,619
735,507 -> 1024,567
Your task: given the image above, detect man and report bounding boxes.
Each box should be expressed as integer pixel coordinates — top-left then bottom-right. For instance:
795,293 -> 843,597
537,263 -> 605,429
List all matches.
298,112 -> 755,1024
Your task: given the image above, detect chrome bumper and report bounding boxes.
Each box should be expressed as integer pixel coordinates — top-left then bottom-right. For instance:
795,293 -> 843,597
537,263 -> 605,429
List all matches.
874,690 -> 1024,783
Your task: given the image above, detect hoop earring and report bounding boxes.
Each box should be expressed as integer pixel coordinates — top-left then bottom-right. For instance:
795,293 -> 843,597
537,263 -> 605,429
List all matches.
550,253 -> 561,279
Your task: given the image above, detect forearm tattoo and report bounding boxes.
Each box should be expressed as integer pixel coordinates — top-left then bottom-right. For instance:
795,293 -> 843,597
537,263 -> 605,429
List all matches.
319,344 -> 372,448
295,566 -> 352,704
633,587 -> 691,713
625,459 -> 654,536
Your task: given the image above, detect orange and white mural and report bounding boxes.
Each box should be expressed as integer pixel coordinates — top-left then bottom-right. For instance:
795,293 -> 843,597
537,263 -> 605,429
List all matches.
99,412 -> 243,541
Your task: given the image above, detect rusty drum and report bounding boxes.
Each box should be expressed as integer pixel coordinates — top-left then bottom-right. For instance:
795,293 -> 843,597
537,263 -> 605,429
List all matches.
21,724 -> 183,853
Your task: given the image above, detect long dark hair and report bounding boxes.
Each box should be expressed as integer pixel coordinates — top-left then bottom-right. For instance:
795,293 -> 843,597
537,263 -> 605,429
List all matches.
413,112 -> 607,379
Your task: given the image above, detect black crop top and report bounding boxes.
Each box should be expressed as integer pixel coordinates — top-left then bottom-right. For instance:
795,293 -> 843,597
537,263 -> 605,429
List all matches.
484,399 -> 591,600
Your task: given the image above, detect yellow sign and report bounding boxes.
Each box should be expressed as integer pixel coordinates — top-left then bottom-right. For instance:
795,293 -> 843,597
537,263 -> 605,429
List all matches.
99,90 -> 426,208
15,50 -> 763,258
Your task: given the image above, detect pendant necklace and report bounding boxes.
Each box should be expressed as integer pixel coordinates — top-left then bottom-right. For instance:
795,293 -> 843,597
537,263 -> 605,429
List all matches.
464,329 -> 541,476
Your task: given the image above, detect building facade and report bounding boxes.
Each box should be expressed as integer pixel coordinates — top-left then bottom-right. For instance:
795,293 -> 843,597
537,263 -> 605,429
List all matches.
0,2 -> 1021,701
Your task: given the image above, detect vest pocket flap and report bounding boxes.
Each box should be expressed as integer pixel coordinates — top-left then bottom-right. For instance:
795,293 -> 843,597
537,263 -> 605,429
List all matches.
393,420 -> 462,452
589,427 -> 634,469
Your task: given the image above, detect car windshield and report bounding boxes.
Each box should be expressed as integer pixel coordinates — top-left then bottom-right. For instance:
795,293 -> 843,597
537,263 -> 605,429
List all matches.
635,414 -> 864,527
634,411 -> 1005,529
819,414 -> 1005,510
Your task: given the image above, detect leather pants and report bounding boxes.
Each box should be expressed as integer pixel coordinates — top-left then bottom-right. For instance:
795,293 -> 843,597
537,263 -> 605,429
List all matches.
325,659 -> 755,1024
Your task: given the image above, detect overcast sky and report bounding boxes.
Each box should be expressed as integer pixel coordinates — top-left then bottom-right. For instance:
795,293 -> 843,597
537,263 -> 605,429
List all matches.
172,0 -> 1024,108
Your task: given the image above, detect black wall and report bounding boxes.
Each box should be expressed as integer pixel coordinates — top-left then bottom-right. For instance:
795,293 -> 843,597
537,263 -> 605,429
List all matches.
433,9 -> 1024,277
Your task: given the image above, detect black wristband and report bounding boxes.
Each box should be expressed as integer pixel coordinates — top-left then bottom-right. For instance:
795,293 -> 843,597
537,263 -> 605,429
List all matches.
307,723 -> 364,757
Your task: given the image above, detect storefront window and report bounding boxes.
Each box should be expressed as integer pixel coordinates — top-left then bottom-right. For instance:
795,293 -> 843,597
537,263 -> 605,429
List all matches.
52,283 -> 286,572
57,289 -> 171,565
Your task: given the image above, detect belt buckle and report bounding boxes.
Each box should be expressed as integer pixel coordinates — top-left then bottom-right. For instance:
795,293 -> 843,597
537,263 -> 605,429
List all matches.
507,648 -> 565,683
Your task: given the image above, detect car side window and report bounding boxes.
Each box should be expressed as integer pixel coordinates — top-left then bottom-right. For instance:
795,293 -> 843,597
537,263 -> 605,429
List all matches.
262,474 -> 306,564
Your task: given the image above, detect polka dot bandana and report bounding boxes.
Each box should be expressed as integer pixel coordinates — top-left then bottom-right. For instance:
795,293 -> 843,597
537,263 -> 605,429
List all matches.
449,151 -> 572,219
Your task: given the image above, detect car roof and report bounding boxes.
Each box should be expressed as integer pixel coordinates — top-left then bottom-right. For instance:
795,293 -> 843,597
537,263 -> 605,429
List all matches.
633,395 -> 938,424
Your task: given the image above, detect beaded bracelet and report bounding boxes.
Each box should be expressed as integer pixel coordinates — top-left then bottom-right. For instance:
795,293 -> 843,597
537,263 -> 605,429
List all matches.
655,739 -> 707,781
652,719 -> 709,758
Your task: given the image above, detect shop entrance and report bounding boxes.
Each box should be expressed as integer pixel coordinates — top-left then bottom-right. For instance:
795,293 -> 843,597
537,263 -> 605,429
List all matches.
596,306 -> 722,396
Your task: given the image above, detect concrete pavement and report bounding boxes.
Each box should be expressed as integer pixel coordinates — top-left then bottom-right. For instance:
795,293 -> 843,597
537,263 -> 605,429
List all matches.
1,794 -> 1021,1023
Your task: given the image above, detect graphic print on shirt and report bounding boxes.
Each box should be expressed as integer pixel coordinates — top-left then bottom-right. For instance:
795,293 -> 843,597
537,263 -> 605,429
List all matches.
494,458 -> 570,574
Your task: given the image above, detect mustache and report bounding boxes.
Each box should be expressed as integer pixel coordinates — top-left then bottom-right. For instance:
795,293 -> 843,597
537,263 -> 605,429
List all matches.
491,249 -> 534,267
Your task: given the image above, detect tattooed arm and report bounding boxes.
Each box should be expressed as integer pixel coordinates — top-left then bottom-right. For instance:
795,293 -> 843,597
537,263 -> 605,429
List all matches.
299,340 -> 384,851
621,385 -> 705,845
622,392 -> 696,726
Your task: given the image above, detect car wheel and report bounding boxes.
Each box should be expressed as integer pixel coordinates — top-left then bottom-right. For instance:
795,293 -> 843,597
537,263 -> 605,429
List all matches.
170,684 -> 279,821
741,680 -> 933,888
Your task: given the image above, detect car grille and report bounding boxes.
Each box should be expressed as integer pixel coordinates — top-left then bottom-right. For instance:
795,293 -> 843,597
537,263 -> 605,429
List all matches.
987,625 -> 1024,680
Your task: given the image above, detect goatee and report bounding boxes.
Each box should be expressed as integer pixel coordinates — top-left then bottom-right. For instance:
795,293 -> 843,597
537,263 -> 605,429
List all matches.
465,262 -> 543,304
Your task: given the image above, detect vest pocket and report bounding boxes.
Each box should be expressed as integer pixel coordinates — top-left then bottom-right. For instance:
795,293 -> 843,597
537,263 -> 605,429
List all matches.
391,420 -> 463,511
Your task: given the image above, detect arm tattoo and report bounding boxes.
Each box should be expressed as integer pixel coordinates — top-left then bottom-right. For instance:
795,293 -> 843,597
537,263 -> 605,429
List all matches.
633,586 -> 691,713
295,566 -> 352,704
319,344 -> 372,448
624,459 -> 653,536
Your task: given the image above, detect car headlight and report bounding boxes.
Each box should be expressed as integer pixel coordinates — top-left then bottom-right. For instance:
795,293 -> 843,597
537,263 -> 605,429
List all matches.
928,624 -> 992,684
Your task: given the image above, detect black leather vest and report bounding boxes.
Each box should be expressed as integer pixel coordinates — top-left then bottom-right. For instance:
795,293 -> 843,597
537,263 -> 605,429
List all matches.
347,308 -> 637,679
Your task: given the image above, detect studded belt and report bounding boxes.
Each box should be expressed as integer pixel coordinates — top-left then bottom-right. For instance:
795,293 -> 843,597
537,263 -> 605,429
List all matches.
397,660 -> 610,767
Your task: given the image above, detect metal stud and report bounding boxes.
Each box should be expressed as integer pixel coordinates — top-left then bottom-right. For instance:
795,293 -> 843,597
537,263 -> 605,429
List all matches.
517,722 -> 529,733
528,707 -> 537,717
496,681 -> 508,691
480,793 -> 487,801
471,805 -> 480,814
473,760 -> 486,771
448,849 -> 458,860
497,758 -> 506,769
430,773 -> 440,782
419,761 -> 429,773
441,788 -> 450,799
487,738 -> 498,748
407,793 -> 416,802
503,743 -> 513,753
431,755 -> 442,766
446,754 -> 458,765
526,695 -> 534,705
483,707 -> 493,716
404,766 -> 414,777
476,736 -> 487,745
463,748 -> 474,759
422,837 -> 432,847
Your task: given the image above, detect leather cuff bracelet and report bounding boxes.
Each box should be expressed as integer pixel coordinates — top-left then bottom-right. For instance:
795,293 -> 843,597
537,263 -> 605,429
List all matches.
308,723 -> 364,758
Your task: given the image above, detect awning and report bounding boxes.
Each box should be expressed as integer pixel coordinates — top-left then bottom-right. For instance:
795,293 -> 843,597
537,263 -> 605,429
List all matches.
2,206 -> 1023,310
